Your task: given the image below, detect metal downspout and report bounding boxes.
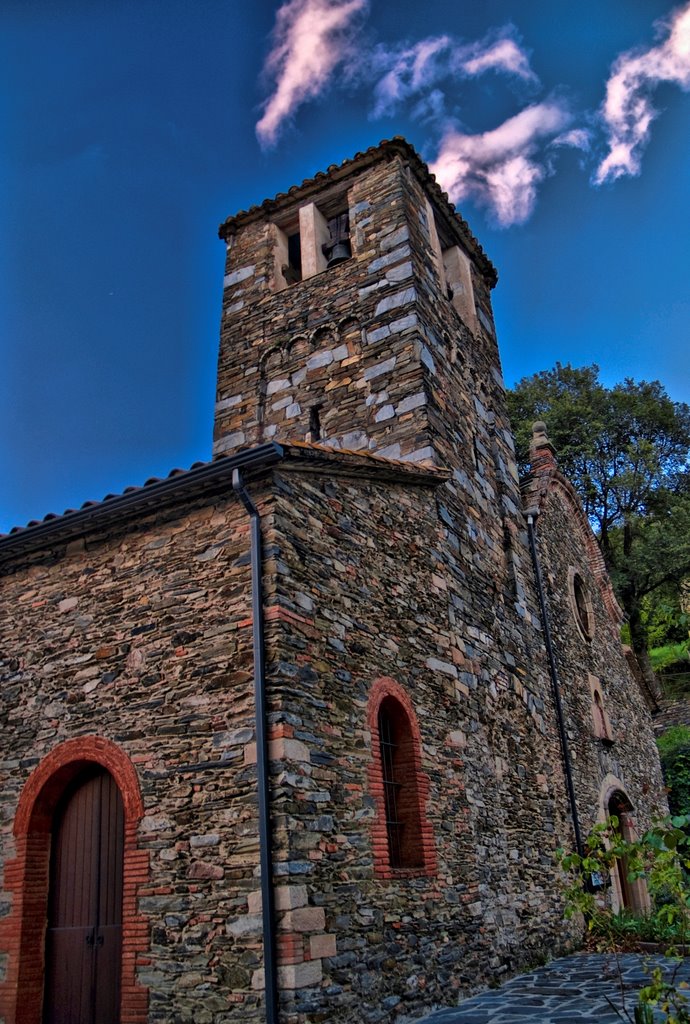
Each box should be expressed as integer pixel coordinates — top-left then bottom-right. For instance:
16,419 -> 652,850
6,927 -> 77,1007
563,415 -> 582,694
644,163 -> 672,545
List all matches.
527,513 -> 584,859
232,469 -> 279,1024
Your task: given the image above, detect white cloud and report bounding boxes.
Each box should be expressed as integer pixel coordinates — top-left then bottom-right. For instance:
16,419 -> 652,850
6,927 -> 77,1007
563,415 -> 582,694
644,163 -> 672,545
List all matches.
256,0 -> 368,148
371,36 -> 451,118
459,36 -> 538,82
430,101 -> 572,227
595,1 -> 690,184
369,27 -> 537,119
551,128 -> 591,150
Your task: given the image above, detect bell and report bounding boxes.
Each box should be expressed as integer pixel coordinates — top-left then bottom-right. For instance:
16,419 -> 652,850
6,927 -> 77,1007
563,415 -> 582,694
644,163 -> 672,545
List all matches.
326,240 -> 352,267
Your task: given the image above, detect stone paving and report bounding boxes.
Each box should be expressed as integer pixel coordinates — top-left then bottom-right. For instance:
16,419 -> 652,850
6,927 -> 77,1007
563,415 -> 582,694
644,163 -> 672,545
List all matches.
413,953 -> 690,1023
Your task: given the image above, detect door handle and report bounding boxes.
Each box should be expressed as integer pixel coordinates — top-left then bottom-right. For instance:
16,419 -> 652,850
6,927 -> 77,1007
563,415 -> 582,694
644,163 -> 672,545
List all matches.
85,930 -> 104,947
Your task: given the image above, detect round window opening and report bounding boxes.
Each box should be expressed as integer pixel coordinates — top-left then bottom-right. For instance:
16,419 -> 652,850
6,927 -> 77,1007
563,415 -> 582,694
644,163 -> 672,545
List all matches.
572,572 -> 593,640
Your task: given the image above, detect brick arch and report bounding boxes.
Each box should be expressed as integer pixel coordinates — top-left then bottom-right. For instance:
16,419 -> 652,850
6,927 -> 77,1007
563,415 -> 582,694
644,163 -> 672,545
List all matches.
367,677 -> 437,879
523,464 -> 623,626
596,774 -> 650,916
0,737 -> 149,1024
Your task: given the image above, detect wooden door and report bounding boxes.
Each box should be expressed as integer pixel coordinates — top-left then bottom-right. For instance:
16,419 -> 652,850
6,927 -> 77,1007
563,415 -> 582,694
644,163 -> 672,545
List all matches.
44,767 -> 124,1024
609,793 -> 634,911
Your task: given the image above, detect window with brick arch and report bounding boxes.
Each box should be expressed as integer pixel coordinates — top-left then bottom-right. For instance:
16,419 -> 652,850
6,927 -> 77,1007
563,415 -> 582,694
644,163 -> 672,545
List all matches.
377,696 -> 424,869
368,678 -> 436,878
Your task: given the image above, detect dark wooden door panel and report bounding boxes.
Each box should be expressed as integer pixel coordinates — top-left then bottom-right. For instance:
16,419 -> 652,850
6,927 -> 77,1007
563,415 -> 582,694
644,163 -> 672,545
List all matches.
94,925 -> 123,1024
44,926 -> 94,1024
49,774 -> 100,928
98,773 -> 125,928
44,768 -> 124,1024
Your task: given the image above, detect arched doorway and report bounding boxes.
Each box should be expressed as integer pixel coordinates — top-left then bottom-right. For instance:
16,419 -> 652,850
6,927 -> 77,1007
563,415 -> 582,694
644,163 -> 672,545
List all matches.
607,789 -> 650,914
44,766 -> 124,1024
608,790 -> 635,909
0,737 -> 149,1024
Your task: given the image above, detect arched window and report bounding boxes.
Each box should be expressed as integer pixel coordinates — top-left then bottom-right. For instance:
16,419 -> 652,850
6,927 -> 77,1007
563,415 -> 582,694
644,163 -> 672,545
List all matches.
368,678 -> 436,878
588,674 -> 614,744
568,568 -> 594,641
378,697 -> 423,869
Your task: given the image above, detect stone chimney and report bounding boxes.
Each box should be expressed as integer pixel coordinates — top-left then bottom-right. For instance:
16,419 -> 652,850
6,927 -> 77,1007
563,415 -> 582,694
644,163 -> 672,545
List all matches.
529,421 -> 557,474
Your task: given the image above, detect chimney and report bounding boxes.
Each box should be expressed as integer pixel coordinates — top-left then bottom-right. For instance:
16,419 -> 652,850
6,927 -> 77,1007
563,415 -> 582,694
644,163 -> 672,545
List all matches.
529,421 -> 557,474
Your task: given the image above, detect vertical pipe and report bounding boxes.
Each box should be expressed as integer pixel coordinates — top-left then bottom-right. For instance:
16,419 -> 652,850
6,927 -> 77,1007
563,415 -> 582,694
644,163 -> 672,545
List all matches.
232,469 -> 279,1024
527,514 -> 584,858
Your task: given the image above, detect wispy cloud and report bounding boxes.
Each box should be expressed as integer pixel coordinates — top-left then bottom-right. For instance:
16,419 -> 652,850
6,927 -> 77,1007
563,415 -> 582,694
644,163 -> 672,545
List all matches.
430,101 -> 573,227
255,0 -> 688,226
371,36 -> 452,119
459,35 -> 538,82
256,0 -> 368,148
370,28 -> 537,119
551,128 -> 590,151
595,1 -> 690,184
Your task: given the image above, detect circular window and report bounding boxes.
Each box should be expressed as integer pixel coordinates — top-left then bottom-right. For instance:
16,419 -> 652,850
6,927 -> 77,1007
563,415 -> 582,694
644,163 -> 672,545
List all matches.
569,569 -> 594,641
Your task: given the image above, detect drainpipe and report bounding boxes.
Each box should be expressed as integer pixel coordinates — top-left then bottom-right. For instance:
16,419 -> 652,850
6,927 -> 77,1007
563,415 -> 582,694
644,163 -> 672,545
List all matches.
232,468 -> 279,1024
526,512 -> 584,859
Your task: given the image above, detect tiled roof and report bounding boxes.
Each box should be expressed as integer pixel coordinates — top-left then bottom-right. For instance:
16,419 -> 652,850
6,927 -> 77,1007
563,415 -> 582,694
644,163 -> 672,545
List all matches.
0,441 -> 447,559
218,137 -> 497,286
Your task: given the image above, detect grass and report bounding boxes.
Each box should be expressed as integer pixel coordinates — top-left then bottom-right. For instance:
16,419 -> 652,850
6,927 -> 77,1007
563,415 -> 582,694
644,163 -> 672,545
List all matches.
657,725 -> 690,759
649,640 -> 690,699
590,909 -> 687,947
650,641 -> 690,673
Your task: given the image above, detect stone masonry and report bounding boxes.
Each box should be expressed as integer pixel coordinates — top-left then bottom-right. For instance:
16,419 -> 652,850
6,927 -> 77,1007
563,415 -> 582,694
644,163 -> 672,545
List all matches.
0,139 -> 665,1024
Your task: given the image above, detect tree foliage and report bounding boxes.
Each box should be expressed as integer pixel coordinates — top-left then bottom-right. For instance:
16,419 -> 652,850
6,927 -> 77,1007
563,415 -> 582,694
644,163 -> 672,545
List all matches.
507,364 -> 690,664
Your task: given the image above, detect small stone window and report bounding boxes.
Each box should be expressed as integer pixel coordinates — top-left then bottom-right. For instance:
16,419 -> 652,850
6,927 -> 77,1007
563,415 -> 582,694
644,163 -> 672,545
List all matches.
307,404 -> 323,442
569,568 -> 594,641
589,675 -> 614,744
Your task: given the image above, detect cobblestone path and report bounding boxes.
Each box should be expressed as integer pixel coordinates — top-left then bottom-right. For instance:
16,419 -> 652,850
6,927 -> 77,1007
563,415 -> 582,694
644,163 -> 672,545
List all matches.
413,953 -> 690,1023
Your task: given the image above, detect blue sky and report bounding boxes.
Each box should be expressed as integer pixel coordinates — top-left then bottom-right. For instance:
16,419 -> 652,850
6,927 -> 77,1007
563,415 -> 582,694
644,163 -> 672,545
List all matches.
2,0 -> 689,533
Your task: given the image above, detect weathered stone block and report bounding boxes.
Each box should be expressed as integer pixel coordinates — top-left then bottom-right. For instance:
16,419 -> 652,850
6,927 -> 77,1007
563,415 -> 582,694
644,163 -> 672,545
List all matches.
280,907 -> 326,933
278,960 -> 323,990
309,933 -> 337,959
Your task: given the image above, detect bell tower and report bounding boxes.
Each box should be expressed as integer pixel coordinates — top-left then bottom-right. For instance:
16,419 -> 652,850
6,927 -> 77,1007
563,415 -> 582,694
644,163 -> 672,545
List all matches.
213,138 -> 520,529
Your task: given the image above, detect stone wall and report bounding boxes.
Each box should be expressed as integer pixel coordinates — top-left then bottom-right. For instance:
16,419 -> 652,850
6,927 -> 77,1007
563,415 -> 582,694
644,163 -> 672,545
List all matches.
0,489 -> 273,1023
260,462 -> 576,1023
532,479 -> 666,839
0,452 -> 580,1024
654,698 -> 690,735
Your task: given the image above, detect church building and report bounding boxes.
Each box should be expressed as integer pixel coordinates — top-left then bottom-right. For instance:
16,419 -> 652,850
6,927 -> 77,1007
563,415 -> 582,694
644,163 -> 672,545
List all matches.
0,139 -> 663,1024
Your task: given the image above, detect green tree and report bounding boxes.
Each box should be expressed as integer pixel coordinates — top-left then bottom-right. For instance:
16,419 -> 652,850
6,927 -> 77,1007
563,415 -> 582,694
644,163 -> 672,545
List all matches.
657,727 -> 690,817
507,364 -> 690,685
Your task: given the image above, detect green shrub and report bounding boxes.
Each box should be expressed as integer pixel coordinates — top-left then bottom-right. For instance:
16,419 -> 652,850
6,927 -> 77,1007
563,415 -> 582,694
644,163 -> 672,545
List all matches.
660,745 -> 690,818
557,815 -> 690,1022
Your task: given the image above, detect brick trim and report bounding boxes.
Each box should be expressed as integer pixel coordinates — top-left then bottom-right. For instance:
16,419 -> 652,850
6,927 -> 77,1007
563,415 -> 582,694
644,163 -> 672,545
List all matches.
367,677 -> 437,879
522,461 -> 624,627
0,737 -> 149,1024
